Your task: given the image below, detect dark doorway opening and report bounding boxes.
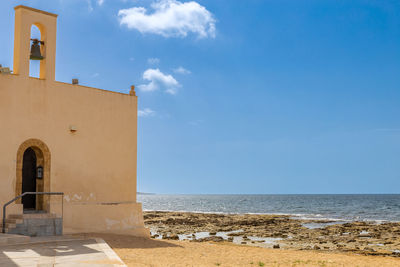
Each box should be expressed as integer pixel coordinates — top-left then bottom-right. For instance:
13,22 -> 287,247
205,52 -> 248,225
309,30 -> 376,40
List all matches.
22,147 -> 37,210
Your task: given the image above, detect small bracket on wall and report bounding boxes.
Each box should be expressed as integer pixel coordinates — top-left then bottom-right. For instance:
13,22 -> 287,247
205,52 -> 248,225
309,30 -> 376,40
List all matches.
69,125 -> 77,133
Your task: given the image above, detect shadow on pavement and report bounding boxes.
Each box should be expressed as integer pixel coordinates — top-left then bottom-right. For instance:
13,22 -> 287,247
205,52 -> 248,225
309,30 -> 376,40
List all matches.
0,239 -> 106,266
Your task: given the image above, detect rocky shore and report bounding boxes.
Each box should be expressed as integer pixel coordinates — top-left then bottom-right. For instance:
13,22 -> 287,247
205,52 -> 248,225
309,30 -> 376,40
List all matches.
144,211 -> 400,257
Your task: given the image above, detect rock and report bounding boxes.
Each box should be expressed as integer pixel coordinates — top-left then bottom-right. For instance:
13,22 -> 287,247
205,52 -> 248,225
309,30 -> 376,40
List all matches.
228,232 -> 243,237
166,234 -> 179,240
313,245 -> 320,250
272,232 -> 285,237
363,247 -> 375,252
209,232 -> 217,236
241,241 -> 247,244
273,244 -> 280,249
358,233 -> 372,238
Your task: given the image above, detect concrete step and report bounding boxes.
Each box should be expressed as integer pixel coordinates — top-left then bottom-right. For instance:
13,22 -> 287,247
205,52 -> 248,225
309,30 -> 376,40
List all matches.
0,234 -> 30,245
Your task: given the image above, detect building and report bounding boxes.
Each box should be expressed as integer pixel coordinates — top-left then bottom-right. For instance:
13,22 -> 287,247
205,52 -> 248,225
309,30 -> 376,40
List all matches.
0,5 -> 148,237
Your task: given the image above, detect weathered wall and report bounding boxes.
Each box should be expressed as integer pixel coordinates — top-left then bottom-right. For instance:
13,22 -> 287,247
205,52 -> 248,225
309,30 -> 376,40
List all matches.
0,5 -> 148,237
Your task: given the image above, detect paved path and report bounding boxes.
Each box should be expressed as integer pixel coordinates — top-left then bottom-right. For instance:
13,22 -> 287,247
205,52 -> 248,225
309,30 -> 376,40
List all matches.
0,238 -> 126,267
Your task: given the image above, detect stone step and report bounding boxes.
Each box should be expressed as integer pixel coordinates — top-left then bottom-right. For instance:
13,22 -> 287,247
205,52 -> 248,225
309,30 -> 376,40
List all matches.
8,213 -> 60,220
5,213 -> 63,237
21,213 -> 59,219
8,214 -> 23,220
0,234 -> 30,245
5,223 -> 17,229
5,218 -> 23,224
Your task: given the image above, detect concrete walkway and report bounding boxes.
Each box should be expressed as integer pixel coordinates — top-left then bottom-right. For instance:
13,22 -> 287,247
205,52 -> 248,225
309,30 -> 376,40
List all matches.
0,237 -> 126,267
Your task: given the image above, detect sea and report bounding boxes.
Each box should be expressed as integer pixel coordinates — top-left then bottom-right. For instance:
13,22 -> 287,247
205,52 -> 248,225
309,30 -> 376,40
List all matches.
138,194 -> 400,223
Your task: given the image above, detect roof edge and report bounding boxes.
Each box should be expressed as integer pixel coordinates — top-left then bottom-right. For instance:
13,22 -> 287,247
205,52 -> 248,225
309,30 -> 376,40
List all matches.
14,5 -> 58,18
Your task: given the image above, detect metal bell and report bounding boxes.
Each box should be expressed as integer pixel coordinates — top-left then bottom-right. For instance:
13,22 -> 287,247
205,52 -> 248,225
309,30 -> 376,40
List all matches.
30,39 -> 44,60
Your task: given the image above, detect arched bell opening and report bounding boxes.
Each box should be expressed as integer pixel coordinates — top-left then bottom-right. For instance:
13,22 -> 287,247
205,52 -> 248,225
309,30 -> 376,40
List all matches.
16,139 -> 51,212
29,23 -> 46,79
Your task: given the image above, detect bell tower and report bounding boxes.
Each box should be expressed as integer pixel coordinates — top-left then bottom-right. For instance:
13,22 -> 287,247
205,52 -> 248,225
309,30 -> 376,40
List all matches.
13,5 -> 57,80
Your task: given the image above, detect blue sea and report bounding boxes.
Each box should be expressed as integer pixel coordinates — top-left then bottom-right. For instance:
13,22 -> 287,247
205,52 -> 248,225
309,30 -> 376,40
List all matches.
138,194 -> 400,222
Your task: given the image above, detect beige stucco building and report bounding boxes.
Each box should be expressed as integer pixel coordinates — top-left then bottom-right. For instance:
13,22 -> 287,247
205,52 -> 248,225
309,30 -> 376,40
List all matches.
0,5 -> 148,237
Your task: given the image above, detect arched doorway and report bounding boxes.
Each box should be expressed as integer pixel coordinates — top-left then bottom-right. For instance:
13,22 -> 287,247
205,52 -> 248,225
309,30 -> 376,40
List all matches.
16,139 -> 51,212
22,148 -> 37,210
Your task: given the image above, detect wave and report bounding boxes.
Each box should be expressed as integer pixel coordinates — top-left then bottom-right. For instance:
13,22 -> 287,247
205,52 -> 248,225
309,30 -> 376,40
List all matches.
139,194 -> 400,223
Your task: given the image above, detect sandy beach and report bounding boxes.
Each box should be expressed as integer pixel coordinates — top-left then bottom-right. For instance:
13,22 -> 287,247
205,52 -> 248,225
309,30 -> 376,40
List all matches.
82,233 -> 400,267
78,211 -> 400,266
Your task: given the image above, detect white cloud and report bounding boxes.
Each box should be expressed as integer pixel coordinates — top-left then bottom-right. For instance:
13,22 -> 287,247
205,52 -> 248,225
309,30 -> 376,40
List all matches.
173,66 -> 191,74
97,0 -> 105,6
138,108 -> 156,117
118,0 -> 216,38
138,68 -> 180,95
147,57 -> 160,65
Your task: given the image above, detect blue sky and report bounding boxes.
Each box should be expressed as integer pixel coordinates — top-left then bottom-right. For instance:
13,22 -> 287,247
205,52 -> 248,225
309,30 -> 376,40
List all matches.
1,0 -> 400,194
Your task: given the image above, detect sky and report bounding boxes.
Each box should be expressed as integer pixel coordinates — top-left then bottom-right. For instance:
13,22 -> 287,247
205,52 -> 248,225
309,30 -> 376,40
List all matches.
1,0 -> 400,194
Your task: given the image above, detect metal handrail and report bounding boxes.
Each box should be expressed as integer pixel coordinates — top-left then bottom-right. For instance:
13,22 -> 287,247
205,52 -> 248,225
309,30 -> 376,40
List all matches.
2,192 -> 64,234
